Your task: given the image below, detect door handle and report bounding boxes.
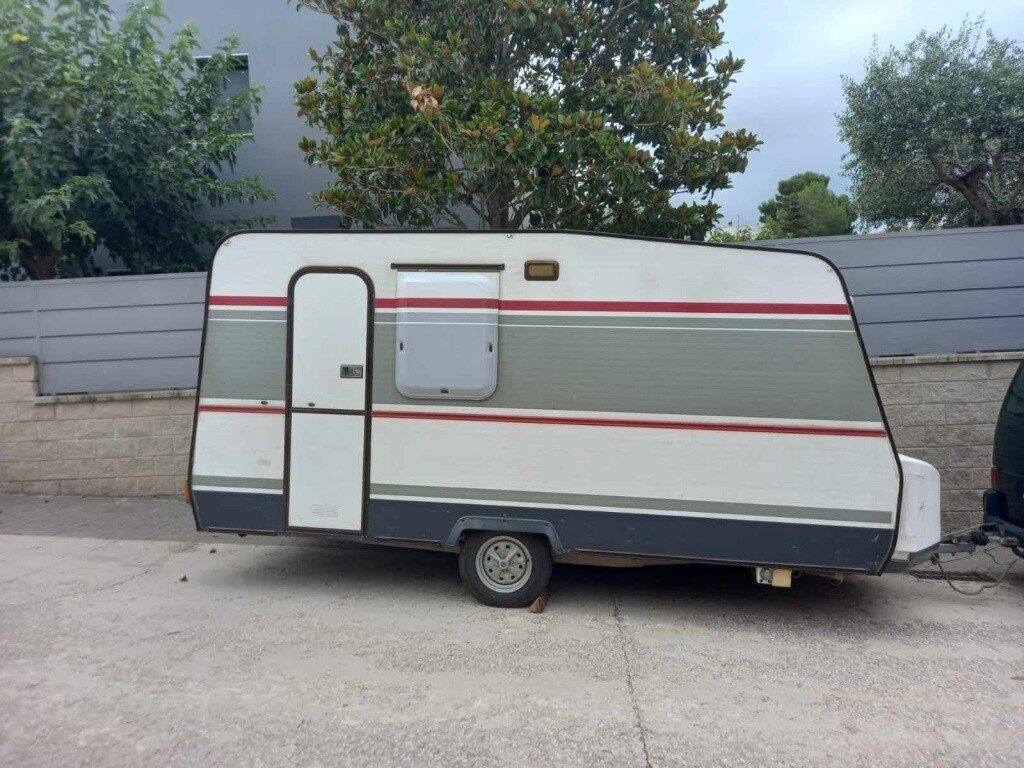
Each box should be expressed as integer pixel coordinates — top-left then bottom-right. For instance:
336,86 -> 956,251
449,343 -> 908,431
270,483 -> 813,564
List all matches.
340,364 -> 364,379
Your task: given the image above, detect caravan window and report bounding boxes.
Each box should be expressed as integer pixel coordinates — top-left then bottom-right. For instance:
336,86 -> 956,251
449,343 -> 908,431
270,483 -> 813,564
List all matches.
394,270 -> 499,400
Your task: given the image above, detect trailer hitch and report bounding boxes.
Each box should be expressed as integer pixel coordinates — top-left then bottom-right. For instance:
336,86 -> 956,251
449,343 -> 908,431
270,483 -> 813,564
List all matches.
922,524 -> 1022,596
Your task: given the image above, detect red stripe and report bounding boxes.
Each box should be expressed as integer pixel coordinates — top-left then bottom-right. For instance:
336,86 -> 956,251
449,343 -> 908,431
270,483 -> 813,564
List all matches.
374,298 -> 848,315
206,296 -> 849,315
371,410 -> 886,438
199,404 -> 286,414
198,403 -> 885,437
209,295 -> 288,307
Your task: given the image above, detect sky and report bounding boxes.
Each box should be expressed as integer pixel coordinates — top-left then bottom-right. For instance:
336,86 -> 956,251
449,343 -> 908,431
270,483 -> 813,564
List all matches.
711,0 -> 1024,228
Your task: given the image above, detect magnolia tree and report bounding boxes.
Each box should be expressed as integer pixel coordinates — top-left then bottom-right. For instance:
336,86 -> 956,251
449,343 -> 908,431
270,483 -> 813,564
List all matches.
293,0 -> 758,238
0,0 -> 273,279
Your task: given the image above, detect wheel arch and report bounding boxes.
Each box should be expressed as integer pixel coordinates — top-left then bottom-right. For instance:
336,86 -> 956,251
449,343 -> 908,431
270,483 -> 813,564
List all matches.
444,516 -> 565,554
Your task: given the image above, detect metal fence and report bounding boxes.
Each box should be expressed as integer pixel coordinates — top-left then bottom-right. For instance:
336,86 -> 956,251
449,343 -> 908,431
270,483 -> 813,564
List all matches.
0,272 -> 206,395
1,225 -> 1022,394
760,224 -> 1024,358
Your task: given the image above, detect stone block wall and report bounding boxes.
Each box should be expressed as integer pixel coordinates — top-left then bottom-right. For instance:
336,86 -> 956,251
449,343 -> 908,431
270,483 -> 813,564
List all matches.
1,352 -> 1022,531
0,358 -> 194,497
873,351 -> 1022,531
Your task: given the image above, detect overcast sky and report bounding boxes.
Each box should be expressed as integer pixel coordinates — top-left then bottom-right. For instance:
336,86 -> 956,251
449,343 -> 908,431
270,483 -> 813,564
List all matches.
711,0 -> 1024,228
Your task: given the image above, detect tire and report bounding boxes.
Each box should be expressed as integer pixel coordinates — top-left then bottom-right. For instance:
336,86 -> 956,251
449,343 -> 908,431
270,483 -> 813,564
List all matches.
458,531 -> 553,608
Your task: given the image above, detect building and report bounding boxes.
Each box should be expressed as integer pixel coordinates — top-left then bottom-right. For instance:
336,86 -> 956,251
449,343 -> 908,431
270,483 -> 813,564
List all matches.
107,0 -> 339,229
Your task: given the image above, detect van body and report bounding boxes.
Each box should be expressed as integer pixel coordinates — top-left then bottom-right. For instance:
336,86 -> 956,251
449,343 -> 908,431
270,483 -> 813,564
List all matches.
985,358 -> 1024,548
188,231 -> 940,605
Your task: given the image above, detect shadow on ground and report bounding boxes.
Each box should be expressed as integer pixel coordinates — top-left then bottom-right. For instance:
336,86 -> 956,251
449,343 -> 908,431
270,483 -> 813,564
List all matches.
2,492 -> 1020,623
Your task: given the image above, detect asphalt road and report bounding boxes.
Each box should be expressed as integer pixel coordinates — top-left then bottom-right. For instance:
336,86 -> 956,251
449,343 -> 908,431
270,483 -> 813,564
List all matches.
0,493 -> 1021,768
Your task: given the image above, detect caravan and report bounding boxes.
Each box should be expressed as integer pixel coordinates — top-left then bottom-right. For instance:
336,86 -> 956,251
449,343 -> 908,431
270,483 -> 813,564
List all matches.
188,231 -> 940,606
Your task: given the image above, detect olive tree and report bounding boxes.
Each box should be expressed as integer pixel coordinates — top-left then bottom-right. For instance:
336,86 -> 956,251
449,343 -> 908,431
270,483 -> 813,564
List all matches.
839,21 -> 1024,229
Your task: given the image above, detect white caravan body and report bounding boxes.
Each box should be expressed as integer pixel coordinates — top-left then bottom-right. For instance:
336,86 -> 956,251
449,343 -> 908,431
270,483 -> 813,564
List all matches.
188,231 -> 939,576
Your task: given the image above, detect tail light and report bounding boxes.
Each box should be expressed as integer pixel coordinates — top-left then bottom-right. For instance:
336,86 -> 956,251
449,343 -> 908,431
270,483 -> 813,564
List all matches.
990,466 -> 999,488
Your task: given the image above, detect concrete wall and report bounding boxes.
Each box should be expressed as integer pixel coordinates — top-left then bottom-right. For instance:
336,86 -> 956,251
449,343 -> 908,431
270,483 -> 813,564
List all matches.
0,358 -> 193,497
2,352 -> 1021,532
873,351 -> 1022,531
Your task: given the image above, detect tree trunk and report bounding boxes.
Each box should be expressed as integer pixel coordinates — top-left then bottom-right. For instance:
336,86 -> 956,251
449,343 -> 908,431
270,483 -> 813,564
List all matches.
484,179 -> 513,229
19,244 -> 57,280
929,153 -> 997,226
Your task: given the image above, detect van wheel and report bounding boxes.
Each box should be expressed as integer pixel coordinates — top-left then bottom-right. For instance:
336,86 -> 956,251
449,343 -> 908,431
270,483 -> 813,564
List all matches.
459,531 -> 552,608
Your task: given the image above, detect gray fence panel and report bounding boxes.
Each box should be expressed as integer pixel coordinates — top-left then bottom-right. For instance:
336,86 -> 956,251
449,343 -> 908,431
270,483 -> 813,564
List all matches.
1,225 -> 1023,394
841,257 -> 1023,296
852,286 -> 1024,324
769,225 -> 1024,267
761,224 -> 1024,356
859,317 -> 1024,358
0,272 -> 206,395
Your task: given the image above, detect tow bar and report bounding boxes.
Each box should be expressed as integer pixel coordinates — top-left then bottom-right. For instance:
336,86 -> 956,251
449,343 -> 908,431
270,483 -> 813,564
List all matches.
918,524 -> 1022,595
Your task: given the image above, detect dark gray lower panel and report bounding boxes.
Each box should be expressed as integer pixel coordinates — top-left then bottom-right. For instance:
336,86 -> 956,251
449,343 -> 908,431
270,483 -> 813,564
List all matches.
367,498 -> 894,572
193,490 -> 284,532
191,491 -> 894,572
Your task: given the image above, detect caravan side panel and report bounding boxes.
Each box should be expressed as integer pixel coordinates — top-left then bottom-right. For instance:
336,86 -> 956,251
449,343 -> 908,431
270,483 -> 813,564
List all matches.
189,232 -> 901,572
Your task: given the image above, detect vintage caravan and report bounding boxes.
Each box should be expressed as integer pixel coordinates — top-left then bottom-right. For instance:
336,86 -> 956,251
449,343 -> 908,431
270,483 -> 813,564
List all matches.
187,231 -> 941,606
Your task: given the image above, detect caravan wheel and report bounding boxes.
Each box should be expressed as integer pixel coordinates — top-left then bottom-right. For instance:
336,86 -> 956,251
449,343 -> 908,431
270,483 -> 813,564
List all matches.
459,531 -> 552,608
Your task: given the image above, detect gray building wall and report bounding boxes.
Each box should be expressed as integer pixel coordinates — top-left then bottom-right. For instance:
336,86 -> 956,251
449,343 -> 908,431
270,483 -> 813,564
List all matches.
107,0 -> 338,229
759,224 -> 1024,357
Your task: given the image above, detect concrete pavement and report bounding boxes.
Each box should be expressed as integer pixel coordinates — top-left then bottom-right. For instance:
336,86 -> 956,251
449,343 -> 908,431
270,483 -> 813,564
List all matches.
0,493 -> 1021,767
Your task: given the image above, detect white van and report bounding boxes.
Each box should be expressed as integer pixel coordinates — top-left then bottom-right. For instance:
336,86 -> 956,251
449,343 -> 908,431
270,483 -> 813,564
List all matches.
187,231 -> 940,606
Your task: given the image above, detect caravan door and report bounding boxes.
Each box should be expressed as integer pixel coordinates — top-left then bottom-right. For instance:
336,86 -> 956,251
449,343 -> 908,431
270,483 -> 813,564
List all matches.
285,269 -> 372,532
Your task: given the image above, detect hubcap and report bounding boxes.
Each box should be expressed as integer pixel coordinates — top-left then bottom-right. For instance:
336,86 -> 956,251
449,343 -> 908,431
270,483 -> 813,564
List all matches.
475,536 -> 532,593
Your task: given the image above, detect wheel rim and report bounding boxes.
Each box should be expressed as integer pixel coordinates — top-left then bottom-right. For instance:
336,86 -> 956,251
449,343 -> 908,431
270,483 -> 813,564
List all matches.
475,535 -> 533,593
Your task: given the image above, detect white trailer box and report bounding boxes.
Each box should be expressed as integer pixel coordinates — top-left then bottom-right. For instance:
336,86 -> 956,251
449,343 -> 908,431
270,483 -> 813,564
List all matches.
188,231 -> 940,606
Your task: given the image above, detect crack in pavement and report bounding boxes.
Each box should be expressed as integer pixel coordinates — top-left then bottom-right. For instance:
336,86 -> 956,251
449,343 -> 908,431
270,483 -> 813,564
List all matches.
613,588 -> 653,768
2,540 -> 199,607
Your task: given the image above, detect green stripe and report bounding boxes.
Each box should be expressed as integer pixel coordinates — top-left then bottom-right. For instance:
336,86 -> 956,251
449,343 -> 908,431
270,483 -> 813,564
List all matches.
373,323 -> 881,422
191,475 -> 283,490
209,310 -> 287,321
198,316 -> 882,422
200,320 -> 287,401
369,484 -> 892,525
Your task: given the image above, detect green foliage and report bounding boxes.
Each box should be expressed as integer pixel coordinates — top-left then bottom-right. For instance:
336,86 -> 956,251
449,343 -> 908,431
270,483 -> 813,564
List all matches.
839,20 -> 1024,229
293,0 -> 758,238
705,221 -> 777,242
0,0 -> 273,279
757,172 -> 856,238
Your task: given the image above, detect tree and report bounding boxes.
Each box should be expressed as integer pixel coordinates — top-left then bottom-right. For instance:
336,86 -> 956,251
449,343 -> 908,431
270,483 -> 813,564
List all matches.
705,220 -> 777,243
0,0 -> 273,280
293,0 -> 759,239
839,20 -> 1024,229
756,172 -> 856,238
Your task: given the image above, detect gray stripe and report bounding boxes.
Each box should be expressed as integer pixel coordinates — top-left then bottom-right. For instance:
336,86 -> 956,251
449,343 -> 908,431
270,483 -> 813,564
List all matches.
199,315 -> 882,421
385,312 -> 855,331
392,311 -> 498,325
209,310 -> 287,321
200,319 -> 286,400
374,323 -> 881,421
192,475 -> 283,490
369,484 -> 892,525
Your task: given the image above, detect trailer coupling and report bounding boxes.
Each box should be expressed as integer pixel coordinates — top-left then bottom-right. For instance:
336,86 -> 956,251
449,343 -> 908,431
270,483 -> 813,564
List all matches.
920,524 -> 1022,596
936,524 -> 1023,558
